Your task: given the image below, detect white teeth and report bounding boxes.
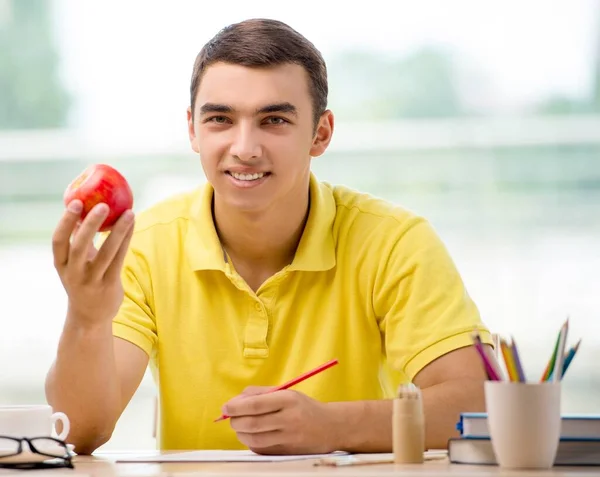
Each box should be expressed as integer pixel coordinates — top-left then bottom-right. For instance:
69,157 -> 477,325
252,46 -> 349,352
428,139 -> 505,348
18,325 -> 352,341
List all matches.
230,172 -> 265,181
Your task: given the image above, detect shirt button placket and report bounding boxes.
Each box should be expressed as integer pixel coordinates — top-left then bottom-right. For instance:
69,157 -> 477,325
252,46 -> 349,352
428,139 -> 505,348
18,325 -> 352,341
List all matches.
243,299 -> 269,358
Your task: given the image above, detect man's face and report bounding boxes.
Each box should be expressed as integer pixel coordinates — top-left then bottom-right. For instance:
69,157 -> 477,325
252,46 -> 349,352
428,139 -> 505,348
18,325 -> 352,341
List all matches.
188,62 -> 332,213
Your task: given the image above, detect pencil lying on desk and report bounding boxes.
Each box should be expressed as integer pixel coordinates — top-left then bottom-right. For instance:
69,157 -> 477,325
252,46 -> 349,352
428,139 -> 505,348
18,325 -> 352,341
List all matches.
214,358 -> 339,422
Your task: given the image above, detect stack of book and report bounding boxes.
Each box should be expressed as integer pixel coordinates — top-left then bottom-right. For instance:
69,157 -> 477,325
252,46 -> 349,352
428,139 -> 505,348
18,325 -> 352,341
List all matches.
449,412 -> 600,466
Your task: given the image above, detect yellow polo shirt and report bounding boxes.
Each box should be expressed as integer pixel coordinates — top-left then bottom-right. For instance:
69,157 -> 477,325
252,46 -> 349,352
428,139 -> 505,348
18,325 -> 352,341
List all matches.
112,173 -> 491,450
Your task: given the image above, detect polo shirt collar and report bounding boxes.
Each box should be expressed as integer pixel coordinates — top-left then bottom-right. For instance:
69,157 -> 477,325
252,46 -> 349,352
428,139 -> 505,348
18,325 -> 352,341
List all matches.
288,173 -> 336,271
186,183 -> 227,271
186,172 -> 336,272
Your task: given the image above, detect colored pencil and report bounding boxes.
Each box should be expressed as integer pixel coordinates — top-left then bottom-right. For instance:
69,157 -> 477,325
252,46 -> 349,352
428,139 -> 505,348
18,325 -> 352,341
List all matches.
500,338 -> 519,382
561,339 -> 581,378
214,358 -> 339,422
552,319 -> 569,382
539,323 -> 562,382
509,336 -> 526,382
471,332 -> 502,381
549,338 -> 581,380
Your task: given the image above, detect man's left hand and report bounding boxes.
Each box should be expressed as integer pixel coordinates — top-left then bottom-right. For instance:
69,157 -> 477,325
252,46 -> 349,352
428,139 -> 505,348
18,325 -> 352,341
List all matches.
223,386 -> 338,455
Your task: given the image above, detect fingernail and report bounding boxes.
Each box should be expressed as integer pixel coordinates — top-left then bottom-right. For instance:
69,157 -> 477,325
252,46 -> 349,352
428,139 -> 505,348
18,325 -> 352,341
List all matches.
93,203 -> 109,215
67,201 -> 82,213
122,210 -> 134,223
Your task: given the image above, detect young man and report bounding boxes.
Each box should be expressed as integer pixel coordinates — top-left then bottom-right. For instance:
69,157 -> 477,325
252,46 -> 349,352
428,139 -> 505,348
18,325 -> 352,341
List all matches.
46,18 -> 496,455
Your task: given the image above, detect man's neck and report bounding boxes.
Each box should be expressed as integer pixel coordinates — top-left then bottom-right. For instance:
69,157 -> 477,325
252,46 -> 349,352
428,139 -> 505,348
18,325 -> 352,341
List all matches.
213,184 -> 310,285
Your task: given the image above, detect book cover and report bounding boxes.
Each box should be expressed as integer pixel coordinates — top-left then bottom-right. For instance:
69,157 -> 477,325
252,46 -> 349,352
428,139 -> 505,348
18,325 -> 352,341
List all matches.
457,412 -> 600,439
449,437 -> 600,466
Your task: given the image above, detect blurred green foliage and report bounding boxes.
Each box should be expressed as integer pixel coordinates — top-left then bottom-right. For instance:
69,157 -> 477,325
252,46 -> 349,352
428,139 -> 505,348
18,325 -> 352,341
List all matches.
0,0 -> 70,129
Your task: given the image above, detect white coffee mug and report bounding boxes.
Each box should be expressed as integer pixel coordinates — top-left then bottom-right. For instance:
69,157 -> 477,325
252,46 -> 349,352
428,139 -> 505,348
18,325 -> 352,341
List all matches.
485,381 -> 561,469
0,405 -> 70,440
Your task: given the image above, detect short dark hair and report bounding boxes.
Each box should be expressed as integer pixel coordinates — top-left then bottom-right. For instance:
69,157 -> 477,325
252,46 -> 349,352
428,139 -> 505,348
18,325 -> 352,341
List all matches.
190,18 -> 328,127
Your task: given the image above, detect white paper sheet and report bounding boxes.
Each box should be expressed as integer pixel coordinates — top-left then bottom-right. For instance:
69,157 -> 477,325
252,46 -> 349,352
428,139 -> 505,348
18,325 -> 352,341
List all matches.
95,450 -> 347,463
314,450 -> 448,466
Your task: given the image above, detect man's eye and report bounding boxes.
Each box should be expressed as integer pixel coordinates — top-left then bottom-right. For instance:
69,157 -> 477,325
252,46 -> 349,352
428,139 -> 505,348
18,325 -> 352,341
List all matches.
264,117 -> 288,125
207,116 -> 229,124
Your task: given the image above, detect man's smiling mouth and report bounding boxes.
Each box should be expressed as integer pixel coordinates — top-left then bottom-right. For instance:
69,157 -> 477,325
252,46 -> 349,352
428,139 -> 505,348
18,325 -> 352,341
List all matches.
226,171 -> 270,181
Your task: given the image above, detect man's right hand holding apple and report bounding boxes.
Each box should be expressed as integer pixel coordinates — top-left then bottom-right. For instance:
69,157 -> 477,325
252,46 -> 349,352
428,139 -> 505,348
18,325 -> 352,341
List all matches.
54,200 -> 134,324
45,200 -> 150,454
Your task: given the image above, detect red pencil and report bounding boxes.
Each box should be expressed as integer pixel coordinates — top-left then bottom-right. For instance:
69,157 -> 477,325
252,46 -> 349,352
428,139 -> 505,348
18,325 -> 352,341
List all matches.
214,358 -> 339,422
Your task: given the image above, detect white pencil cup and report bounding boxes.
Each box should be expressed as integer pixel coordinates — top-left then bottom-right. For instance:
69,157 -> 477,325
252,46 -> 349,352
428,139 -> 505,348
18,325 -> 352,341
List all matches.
484,381 -> 561,469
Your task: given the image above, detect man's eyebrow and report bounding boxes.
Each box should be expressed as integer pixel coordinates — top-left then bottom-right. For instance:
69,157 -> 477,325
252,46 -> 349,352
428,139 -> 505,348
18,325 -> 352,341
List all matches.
198,102 -> 298,116
199,103 -> 234,115
256,102 -> 297,116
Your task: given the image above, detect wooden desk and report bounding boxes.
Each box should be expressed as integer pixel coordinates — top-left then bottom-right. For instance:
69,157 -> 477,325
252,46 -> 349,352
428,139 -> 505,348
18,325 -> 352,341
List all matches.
57,455 -> 599,477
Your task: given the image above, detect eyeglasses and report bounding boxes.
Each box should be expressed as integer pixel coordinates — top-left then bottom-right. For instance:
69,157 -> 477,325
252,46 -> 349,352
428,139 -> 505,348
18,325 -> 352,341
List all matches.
0,436 -> 73,470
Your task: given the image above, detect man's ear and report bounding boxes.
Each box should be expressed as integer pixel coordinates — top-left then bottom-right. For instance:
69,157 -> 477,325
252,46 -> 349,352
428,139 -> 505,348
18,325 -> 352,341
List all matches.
187,107 -> 199,154
309,110 -> 334,158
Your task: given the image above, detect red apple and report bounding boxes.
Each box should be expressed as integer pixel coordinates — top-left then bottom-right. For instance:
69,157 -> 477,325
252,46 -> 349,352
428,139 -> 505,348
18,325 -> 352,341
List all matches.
63,163 -> 134,232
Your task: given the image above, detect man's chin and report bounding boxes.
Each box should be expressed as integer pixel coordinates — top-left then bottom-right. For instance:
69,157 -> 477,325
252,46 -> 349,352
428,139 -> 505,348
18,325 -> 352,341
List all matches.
215,194 -> 271,216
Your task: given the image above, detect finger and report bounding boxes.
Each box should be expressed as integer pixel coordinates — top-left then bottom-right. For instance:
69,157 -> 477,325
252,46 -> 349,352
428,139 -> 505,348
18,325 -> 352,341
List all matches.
224,391 -> 287,417
68,203 -> 109,269
223,386 -> 275,414
240,386 -> 276,397
71,221 -> 99,262
230,411 -> 282,434
92,210 -> 134,279
250,444 -> 290,456
236,430 -> 285,451
52,200 -> 83,269
72,221 -> 82,239
104,215 -> 135,282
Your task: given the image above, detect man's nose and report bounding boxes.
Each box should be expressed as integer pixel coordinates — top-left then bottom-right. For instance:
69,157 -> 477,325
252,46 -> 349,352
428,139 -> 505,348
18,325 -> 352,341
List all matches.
229,123 -> 262,162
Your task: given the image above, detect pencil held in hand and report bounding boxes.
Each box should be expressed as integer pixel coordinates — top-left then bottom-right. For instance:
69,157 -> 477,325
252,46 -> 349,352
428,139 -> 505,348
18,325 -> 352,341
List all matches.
214,358 -> 339,422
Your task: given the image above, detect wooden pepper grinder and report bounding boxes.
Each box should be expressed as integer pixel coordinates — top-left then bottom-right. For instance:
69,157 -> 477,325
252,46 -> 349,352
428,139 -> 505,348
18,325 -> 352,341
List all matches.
393,383 -> 425,464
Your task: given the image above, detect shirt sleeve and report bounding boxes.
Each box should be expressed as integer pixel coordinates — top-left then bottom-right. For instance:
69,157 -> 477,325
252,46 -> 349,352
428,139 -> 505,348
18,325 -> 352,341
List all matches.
98,232 -> 157,357
374,217 -> 493,382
